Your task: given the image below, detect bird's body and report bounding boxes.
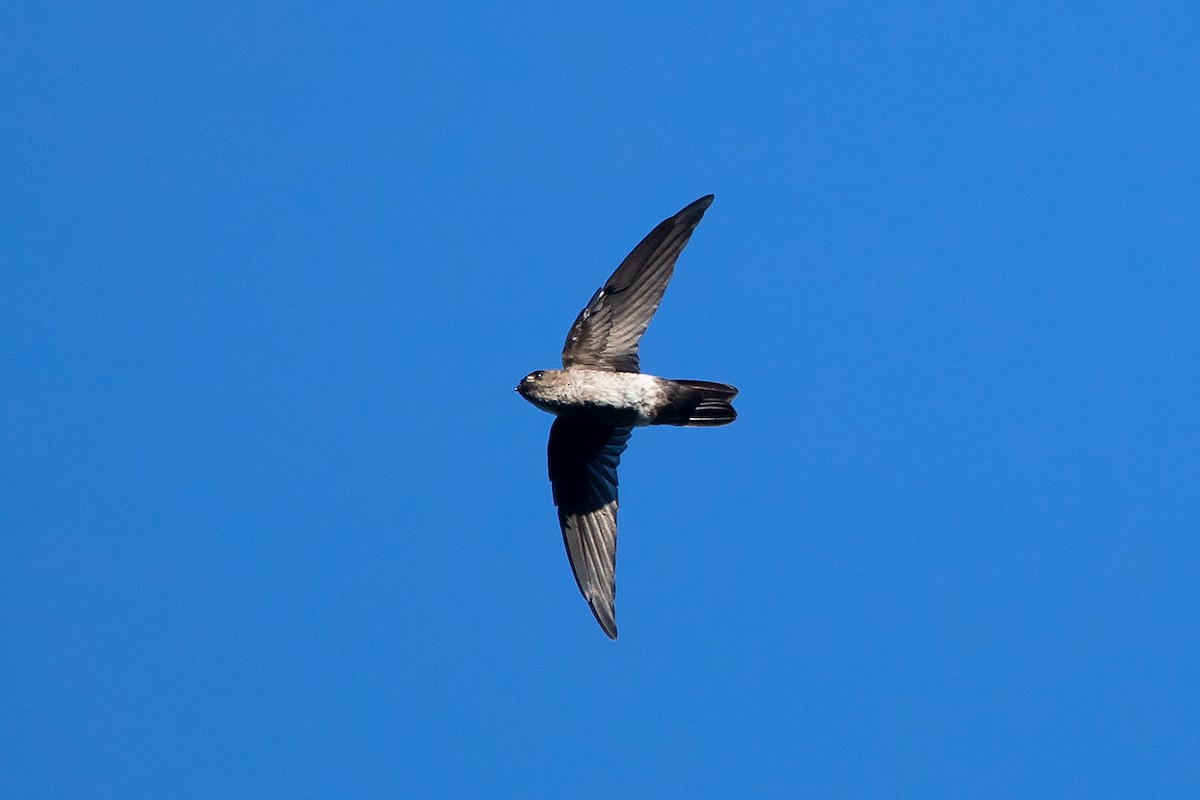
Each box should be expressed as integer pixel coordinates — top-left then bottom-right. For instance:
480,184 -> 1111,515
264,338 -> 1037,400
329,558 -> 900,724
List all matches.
519,370 -> 668,425
517,195 -> 737,639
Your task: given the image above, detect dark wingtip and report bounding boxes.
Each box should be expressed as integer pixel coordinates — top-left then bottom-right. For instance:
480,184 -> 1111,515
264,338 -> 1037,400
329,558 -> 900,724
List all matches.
591,602 -> 618,639
677,194 -> 714,221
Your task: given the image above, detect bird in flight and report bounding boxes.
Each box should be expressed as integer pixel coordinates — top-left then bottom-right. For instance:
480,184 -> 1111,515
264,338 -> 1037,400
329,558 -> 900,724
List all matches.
517,195 -> 738,639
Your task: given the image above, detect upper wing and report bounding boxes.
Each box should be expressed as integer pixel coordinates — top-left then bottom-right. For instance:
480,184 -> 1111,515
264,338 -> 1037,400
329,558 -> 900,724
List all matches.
547,418 -> 633,639
562,195 -> 714,373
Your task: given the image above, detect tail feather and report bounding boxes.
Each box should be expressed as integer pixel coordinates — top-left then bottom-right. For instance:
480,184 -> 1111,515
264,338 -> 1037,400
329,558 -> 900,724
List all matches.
652,380 -> 738,427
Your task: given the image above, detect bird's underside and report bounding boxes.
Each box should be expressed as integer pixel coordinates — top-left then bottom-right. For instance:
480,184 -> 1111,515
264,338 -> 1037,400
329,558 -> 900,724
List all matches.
517,194 -> 736,639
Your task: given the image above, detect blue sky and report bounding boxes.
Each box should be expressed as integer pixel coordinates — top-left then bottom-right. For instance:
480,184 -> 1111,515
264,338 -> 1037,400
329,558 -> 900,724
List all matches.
3,2 -> 1198,797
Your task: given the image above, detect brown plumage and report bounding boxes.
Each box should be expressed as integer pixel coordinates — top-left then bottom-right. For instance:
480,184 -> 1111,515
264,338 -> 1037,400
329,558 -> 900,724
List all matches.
517,195 -> 737,639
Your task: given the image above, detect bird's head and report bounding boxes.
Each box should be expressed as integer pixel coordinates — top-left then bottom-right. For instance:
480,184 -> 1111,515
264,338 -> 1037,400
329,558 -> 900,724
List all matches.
516,369 -> 570,413
515,370 -> 547,399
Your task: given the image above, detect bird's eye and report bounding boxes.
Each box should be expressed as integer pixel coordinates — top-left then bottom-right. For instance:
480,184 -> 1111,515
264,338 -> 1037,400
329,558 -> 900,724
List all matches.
534,371 -> 544,380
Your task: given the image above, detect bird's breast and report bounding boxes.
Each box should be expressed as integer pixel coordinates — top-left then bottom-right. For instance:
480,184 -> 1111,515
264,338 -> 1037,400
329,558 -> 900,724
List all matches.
533,370 -> 664,426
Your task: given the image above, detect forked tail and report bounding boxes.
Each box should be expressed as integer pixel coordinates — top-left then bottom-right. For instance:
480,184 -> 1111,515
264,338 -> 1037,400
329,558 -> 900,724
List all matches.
652,380 -> 738,427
